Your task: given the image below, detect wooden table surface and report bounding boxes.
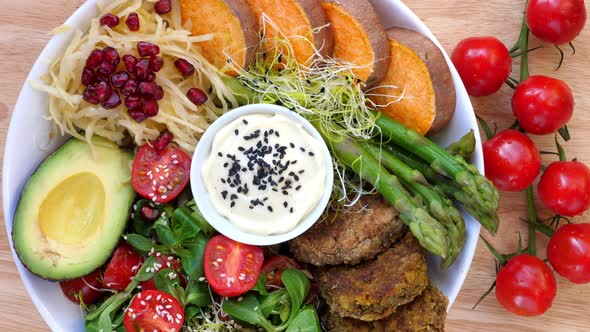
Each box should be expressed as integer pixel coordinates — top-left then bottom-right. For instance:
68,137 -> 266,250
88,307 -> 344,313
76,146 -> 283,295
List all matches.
1,0 -> 589,331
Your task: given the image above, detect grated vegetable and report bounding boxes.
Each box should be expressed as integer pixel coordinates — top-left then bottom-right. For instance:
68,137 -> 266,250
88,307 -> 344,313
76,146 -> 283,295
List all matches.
32,0 -> 238,152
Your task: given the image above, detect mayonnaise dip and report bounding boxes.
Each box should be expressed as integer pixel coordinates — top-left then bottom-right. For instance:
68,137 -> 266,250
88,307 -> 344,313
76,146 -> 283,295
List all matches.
202,113 -> 327,235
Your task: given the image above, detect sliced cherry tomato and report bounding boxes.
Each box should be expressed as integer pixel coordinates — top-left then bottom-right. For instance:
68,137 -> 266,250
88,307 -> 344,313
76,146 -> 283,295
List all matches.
132,143 -> 191,204
538,161 -> 590,217
496,254 -> 557,316
547,223 -> 590,284
261,256 -> 300,289
526,0 -> 587,45
512,75 -> 574,135
451,37 -> 512,96
103,243 -> 143,291
483,130 -> 542,191
124,290 -> 184,332
141,254 -> 184,290
59,269 -> 104,304
204,235 -> 264,297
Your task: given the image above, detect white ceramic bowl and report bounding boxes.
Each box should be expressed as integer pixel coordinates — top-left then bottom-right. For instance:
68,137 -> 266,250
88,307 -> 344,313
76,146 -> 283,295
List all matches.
2,0 -> 483,330
190,104 -> 334,246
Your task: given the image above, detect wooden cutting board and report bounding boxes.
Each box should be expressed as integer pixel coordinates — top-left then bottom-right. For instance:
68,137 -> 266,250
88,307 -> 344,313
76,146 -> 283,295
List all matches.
0,0 -> 589,331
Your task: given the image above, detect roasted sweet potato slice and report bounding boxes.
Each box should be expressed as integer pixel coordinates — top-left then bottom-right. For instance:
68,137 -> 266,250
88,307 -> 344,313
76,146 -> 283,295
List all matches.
369,28 -> 456,135
321,0 -> 390,87
179,0 -> 259,74
245,0 -> 333,66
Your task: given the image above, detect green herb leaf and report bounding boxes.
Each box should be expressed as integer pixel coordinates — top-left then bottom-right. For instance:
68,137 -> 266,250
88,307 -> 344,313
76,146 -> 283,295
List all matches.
154,268 -> 184,302
281,269 -> 310,323
259,289 -> 288,318
179,233 -> 208,279
252,274 -> 269,295
184,282 -> 212,307
184,305 -> 201,322
131,200 -> 158,236
285,306 -> 321,332
125,234 -> 154,254
156,224 -> 179,246
172,207 -> 201,241
221,294 -> 267,326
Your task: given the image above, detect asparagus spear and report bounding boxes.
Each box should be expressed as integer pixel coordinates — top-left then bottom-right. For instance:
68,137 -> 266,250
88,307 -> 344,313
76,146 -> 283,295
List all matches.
313,122 -> 450,259
363,143 -> 465,268
374,114 -> 499,223
446,130 -> 476,160
384,144 -> 499,234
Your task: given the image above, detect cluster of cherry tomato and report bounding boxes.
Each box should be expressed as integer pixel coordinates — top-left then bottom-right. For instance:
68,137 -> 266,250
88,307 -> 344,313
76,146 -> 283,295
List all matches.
451,0 -> 589,317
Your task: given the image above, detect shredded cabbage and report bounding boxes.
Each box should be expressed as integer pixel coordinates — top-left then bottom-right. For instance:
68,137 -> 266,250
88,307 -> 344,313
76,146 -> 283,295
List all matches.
32,0 -> 237,152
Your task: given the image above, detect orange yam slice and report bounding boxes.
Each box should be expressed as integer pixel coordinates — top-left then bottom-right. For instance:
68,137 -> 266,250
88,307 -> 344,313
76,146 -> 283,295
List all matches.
245,0 -> 333,66
180,0 -> 259,75
321,0 -> 389,87
370,28 -> 456,135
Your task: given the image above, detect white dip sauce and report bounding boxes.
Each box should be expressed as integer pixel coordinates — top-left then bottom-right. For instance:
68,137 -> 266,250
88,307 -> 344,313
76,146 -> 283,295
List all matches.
202,113 -> 326,235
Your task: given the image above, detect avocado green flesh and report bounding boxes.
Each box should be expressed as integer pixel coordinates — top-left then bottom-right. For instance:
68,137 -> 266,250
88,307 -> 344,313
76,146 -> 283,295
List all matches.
12,137 -> 135,280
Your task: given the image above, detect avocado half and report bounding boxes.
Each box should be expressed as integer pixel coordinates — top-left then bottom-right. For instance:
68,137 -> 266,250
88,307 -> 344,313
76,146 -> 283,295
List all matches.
12,137 -> 135,280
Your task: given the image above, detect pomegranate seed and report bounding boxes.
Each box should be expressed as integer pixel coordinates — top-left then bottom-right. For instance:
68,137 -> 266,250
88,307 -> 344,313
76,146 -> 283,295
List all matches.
125,95 -> 142,110
154,0 -> 172,14
86,49 -> 104,69
139,81 -> 160,96
128,109 -> 147,123
145,71 -> 156,82
100,13 -> 119,28
134,58 -> 150,80
122,54 -> 137,72
142,100 -> 159,117
140,205 -> 160,222
137,41 -> 159,57
121,80 -> 138,96
153,130 -> 174,151
82,87 -> 100,105
174,58 -> 195,77
101,91 -> 121,109
125,13 -> 140,31
81,67 -> 96,86
187,88 -> 208,106
153,85 -> 164,100
94,81 -> 113,102
96,71 -> 111,83
98,62 -> 116,76
111,71 -> 130,89
102,46 -> 120,66
149,56 -> 164,72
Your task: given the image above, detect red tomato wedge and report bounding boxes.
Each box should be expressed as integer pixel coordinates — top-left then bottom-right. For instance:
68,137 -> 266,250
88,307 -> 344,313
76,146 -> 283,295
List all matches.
261,255 -> 300,289
59,269 -> 104,304
204,235 -> 264,297
103,243 -> 143,291
124,290 -> 184,332
132,143 -> 191,203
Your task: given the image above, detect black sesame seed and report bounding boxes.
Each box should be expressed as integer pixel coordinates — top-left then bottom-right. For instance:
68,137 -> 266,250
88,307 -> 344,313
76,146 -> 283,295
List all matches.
230,201 -> 236,208
309,152 -> 315,156
243,119 -> 248,125
290,143 -> 295,148
267,206 -> 273,212
223,162 -> 228,168
282,190 -> 288,195
298,170 -> 305,174
283,202 -> 288,208
296,185 -> 301,191
290,207 -> 294,213
221,191 -> 228,199
234,129 -> 239,136
217,152 -> 223,157
238,147 -> 245,151
300,147 -> 306,152
230,194 -> 238,200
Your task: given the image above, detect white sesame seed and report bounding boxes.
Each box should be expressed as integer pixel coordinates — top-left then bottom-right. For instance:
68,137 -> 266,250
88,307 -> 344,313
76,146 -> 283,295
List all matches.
213,261 -> 219,267
172,154 -> 177,158
166,305 -> 172,309
167,256 -> 174,261
199,277 -> 206,281
159,176 -> 165,180
152,196 -> 158,202
146,295 -> 152,300
148,193 -> 155,197
172,160 -> 179,164
161,195 -> 168,200
155,167 -> 160,173
220,273 -> 227,278
141,301 -> 146,306
157,294 -> 161,301
156,252 -> 161,257
153,314 -> 158,320
216,258 -> 223,262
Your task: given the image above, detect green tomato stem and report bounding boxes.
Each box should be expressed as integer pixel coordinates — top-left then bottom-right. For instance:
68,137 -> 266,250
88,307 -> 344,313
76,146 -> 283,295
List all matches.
526,186 -> 537,256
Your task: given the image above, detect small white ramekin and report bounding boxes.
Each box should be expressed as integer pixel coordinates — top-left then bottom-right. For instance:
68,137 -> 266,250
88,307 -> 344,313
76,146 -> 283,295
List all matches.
190,103 -> 334,246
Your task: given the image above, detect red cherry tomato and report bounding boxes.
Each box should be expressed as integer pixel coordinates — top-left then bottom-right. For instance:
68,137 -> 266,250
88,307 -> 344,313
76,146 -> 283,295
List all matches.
483,130 -> 542,191
204,235 -> 264,297
59,270 -> 104,304
512,75 -> 574,135
538,161 -> 590,217
140,254 -> 184,290
496,254 -> 557,316
451,37 -> 512,96
261,256 -> 300,289
526,0 -> 587,45
547,223 -> 590,284
103,244 -> 143,291
132,144 -> 191,203
124,290 -> 184,332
